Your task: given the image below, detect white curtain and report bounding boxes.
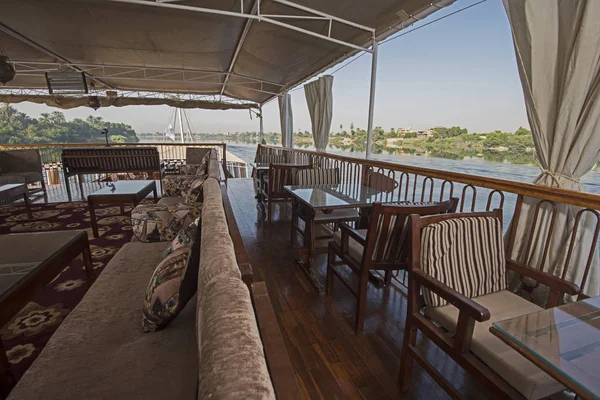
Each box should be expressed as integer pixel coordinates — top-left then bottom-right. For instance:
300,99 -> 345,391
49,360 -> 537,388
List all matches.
504,0 -> 600,301
304,75 -> 333,152
279,92 -> 294,148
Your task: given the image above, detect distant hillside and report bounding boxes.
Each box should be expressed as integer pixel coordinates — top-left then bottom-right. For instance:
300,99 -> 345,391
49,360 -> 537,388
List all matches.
0,105 -> 139,144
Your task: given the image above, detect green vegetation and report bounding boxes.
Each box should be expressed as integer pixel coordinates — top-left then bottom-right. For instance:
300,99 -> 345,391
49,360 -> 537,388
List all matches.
0,105 -> 139,144
0,102 -> 538,166
329,124 -> 535,164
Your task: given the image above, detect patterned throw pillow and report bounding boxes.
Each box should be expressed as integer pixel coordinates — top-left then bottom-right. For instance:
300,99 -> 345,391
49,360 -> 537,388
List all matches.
162,176 -> 206,203
142,221 -> 200,332
131,203 -> 201,242
162,218 -> 200,258
420,216 -> 507,307
180,164 -> 205,176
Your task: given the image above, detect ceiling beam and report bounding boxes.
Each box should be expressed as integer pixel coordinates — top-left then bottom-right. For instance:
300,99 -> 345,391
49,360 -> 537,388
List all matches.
220,0 -> 259,96
105,0 -> 373,52
0,23 -> 115,90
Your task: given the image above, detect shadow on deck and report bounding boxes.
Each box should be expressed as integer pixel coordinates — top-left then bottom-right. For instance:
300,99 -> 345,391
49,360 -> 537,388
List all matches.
226,178 -> 492,400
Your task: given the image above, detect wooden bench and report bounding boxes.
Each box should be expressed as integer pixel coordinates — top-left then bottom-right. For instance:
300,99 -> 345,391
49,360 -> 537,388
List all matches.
61,147 -> 163,200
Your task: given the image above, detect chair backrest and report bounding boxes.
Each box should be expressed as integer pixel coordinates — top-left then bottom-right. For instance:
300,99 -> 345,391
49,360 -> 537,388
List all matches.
268,164 -> 309,196
366,170 -> 399,193
256,153 -> 285,164
0,149 -> 42,174
296,168 -> 340,186
186,147 -> 212,164
410,209 -> 507,307
363,198 -> 459,266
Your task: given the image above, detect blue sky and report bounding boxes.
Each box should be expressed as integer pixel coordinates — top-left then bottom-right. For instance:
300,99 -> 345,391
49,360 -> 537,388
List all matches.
12,0 -> 529,135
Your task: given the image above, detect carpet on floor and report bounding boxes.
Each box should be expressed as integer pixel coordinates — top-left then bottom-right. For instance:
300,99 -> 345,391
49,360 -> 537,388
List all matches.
0,201 -> 143,382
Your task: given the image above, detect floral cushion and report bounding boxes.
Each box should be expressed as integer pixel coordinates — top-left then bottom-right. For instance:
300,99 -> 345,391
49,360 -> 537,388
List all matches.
131,203 -> 202,242
180,163 -> 205,176
142,221 -> 200,332
162,176 -> 206,203
162,218 -> 200,258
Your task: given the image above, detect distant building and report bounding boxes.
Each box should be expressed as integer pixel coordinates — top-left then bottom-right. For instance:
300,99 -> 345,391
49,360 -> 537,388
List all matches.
417,128 -> 434,137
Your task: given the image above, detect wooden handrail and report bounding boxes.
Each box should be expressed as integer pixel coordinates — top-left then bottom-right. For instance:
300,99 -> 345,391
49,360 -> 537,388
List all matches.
0,142 -> 227,148
259,144 -> 600,210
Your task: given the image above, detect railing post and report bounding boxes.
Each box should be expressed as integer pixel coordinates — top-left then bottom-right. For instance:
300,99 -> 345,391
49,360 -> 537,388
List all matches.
222,143 -> 228,182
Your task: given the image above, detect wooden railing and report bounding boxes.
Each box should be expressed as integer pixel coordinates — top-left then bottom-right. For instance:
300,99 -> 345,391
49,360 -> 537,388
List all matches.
257,144 -> 600,299
0,142 -> 228,174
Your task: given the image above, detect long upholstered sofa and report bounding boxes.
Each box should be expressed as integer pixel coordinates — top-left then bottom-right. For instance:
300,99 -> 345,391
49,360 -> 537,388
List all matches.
8,163 -> 299,398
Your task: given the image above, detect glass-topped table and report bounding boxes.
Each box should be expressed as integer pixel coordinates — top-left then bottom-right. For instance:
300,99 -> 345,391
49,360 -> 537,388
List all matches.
284,184 -> 387,293
0,230 -> 94,395
87,180 -> 157,237
490,297 -> 600,400
284,184 -> 389,210
0,184 -> 32,219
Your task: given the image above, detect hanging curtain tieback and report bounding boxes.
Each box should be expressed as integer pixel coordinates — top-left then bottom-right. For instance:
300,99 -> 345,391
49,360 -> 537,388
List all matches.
538,169 -> 581,187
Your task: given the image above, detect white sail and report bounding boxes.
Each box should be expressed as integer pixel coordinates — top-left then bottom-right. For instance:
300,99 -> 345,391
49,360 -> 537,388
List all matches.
165,123 -> 175,140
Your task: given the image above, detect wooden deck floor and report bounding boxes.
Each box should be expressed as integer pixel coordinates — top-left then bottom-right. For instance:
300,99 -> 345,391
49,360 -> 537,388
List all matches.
226,179 -> 493,400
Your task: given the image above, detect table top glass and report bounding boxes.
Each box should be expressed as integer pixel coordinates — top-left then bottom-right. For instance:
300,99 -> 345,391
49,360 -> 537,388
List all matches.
284,184 -> 386,210
0,230 -> 85,298
0,183 -> 26,194
492,297 -> 600,399
88,180 -> 155,196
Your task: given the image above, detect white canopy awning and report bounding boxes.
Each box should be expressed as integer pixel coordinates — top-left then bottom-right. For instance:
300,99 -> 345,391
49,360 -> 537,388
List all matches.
0,0 -> 454,105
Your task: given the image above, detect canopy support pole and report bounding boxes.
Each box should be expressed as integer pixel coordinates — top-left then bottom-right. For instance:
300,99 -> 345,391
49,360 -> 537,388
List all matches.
366,39 -> 378,159
259,105 -> 264,143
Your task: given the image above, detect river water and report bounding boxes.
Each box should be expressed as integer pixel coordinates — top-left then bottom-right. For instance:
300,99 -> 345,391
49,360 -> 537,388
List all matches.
226,143 -> 600,195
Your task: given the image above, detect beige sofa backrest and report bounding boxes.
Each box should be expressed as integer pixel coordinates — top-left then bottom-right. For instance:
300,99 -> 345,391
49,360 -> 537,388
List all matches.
196,178 -> 275,399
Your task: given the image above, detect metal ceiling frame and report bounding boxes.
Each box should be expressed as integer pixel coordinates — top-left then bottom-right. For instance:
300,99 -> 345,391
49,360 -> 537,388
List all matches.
0,87 -> 258,106
0,0 -> 455,160
105,0 -> 376,52
10,61 -> 283,97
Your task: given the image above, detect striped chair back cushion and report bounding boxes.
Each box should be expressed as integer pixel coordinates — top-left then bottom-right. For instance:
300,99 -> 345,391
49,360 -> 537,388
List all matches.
296,168 -> 340,185
420,216 -> 506,307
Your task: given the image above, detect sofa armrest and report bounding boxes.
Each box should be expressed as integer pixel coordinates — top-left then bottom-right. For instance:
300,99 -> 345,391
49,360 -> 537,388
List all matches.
251,282 -> 301,400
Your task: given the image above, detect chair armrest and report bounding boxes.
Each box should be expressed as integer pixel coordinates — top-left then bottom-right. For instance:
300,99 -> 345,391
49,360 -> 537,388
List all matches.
412,269 -> 490,322
506,259 -> 580,296
339,222 -> 366,245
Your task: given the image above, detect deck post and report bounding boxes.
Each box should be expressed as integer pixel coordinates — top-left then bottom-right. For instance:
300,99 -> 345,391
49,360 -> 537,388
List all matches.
366,38 -> 378,159
259,104 -> 264,143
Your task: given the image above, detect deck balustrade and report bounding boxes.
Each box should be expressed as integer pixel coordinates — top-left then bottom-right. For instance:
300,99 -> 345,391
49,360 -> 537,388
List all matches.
256,144 -> 600,300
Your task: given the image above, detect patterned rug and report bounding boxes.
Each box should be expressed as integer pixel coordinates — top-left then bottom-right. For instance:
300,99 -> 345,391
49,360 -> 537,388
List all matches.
0,201 -> 141,382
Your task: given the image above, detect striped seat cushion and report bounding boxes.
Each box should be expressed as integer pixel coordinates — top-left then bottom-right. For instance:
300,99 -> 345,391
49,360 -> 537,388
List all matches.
421,216 -> 506,307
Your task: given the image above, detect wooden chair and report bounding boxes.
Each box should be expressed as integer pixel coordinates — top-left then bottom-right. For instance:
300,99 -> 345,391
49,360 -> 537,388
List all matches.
326,198 -> 458,333
291,168 -> 360,250
260,163 -> 309,223
398,210 -> 580,400
252,153 -> 286,197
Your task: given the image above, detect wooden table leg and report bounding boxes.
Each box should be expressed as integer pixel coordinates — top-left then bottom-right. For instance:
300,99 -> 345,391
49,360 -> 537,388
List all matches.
78,174 -> 85,201
22,192 -> 32,220
88,199 -> 99,238
81,240 -> 95,285
153,184 -> 158,203
0,339 -> 15,398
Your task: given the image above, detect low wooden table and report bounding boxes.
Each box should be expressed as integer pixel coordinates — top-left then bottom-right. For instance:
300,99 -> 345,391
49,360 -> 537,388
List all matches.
0,184 -> 32,219
490,297 -> 600,400
0,230 -> 94,397
87,180 -> 157,238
